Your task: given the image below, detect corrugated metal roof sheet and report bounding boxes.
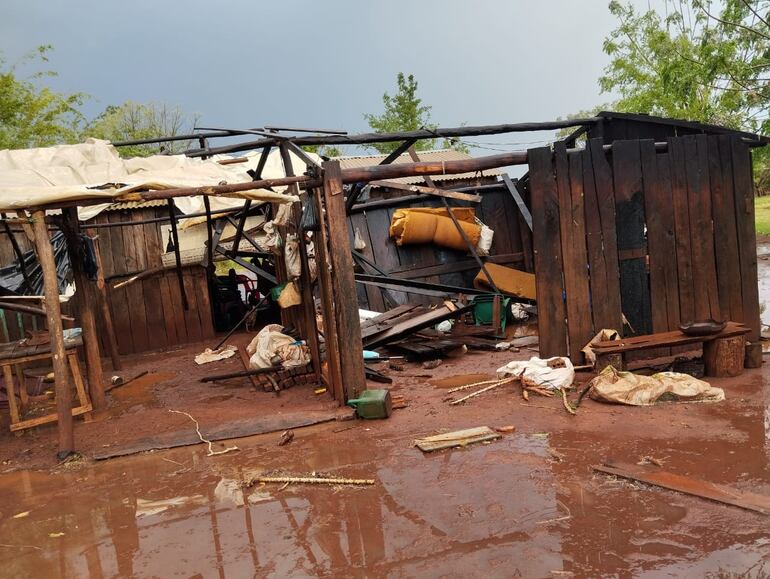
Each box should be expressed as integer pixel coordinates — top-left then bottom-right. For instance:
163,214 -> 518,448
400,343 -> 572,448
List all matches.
333,149 -> 503,184
104,199 -> 167,211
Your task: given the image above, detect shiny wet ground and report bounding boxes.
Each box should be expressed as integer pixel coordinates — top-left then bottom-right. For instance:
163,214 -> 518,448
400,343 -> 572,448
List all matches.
1,356 -> 769,577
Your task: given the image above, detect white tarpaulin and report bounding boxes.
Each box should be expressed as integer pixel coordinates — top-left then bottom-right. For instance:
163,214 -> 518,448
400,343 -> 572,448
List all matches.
0,139 -> 314,219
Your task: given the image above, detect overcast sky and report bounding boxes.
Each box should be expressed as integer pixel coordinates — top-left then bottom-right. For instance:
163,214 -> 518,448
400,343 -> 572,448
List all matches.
2,1 -> 659,153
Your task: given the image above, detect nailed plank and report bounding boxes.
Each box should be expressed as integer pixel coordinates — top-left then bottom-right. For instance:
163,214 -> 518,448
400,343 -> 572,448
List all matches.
528,146 -> 568,357
668,136 -> 696,324
586,139 -> 623,332
641,142 -> 680,332
612,140 -> 651,335
364,304 -> 472,349
731,137 -> 761,341
558,146 -> 593,360
594,462 -> 770,516
711,135 -> 744,323
684,135 -> 720,321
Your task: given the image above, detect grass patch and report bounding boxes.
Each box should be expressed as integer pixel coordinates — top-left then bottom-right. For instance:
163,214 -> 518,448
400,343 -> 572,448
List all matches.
756,196 -> 770,235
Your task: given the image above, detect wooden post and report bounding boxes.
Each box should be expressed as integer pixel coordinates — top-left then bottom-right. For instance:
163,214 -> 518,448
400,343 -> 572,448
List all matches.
86,228 -> 122,371
31,210 -> 74,456
322,161 -> 366,401
61,209 -> 105,410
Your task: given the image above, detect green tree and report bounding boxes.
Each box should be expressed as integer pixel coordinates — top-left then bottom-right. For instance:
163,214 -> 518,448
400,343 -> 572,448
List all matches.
596,0 -> 770,188
0,45 -> 86,150
83,101 -> 200,157
301,144 -> 344,159
364,72 -> 469,154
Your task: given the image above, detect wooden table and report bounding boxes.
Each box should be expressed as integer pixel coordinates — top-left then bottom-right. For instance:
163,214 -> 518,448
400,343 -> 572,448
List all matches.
0,336 -> 92,432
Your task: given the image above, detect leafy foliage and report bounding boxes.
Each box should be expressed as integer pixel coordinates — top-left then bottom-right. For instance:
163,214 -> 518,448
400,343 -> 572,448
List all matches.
364,73 -> 469,154
83,101 -> 200,157
599,0 -> 770,189
0,46 -> 86,150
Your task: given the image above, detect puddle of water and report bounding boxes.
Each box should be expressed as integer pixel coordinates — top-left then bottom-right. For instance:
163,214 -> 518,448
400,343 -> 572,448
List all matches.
429,373 -> 496,389
0,372 -> 768,577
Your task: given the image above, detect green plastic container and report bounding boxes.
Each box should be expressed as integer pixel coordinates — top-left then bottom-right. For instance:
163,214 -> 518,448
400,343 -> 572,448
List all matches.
347,389 -> 392,419
472,295 -> 511,330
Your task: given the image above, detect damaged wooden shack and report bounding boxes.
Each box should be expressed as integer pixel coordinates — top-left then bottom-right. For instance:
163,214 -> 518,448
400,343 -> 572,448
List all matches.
0,111 -> 764,457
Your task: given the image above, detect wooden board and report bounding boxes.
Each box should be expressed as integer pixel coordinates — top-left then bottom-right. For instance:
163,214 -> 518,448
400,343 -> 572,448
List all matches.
668,137 -> 696,324
556,145 -> 592,361
585,139 -> 623,332
710,135 -> 743,323
685,135 -> 721,321
641,143 -> 680,331
528,146 -> 568,357
612,140 -> 651,335
594,462 -> 770,516
415,426 -> 501,452
730,137 -> 761,341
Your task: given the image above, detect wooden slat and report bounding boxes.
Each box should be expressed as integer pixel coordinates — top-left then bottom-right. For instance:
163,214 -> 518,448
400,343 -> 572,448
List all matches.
528,146 -> 567,357
369,180 -> 482,202
711,135 -> 744,323
105,212 -> 134,354
585,139 -> 623,331
684,135 -> 721,321
612,140 -> 652,335
182,269 -> 202,343
137,212 -> 167,351
668,137 -> 696,324
730,137 -> 761,341
641,142 -> 680,331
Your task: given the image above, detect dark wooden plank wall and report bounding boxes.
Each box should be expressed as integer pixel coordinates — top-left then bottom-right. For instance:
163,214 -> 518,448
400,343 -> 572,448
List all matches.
348,178 -> 528,311
0,228 -> 45,342
89,207 -> 215,355
529,134 -> 761,362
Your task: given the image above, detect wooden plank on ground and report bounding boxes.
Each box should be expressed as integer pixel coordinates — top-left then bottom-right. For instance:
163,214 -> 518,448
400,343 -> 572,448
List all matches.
528,146 -> 568,357
711,135 -> 744,323
641,142 -> 680,331
558,146 -> 593,360
731,137 -> 761,341
415,426 -> 501,452
585,139 -> 623,332
668,137 -> 696,324
593,462 -> 770,516
612,139 -> 651,335
685,135 -> 721,321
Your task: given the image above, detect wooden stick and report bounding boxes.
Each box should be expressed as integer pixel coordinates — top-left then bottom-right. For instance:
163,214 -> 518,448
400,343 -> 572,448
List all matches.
368,180 -> 482,203
31,210 -> 74,456
0,301 -> 74,321
449,376 -> 518,405
252,476 -> 375,486
199,363 -> 309,382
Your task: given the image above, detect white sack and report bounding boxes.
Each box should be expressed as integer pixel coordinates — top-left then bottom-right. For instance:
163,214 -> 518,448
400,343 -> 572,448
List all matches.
496,356 -> 575,390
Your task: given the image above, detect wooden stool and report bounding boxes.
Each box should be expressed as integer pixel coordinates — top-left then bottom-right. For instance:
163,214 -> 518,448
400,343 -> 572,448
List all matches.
1,340 -> 92,432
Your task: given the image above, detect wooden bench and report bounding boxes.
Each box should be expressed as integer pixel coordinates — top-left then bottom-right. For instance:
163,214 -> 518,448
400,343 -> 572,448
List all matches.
591,322 -> 752,377
0,336 -> 92,432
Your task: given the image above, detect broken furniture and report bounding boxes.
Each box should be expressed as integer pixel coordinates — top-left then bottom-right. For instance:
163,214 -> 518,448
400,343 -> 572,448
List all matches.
591,321 -> 751,377
0,335 -> 91,432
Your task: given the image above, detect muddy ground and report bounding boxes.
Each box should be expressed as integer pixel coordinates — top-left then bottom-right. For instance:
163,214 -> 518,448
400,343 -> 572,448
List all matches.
0,330 -> 768,577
